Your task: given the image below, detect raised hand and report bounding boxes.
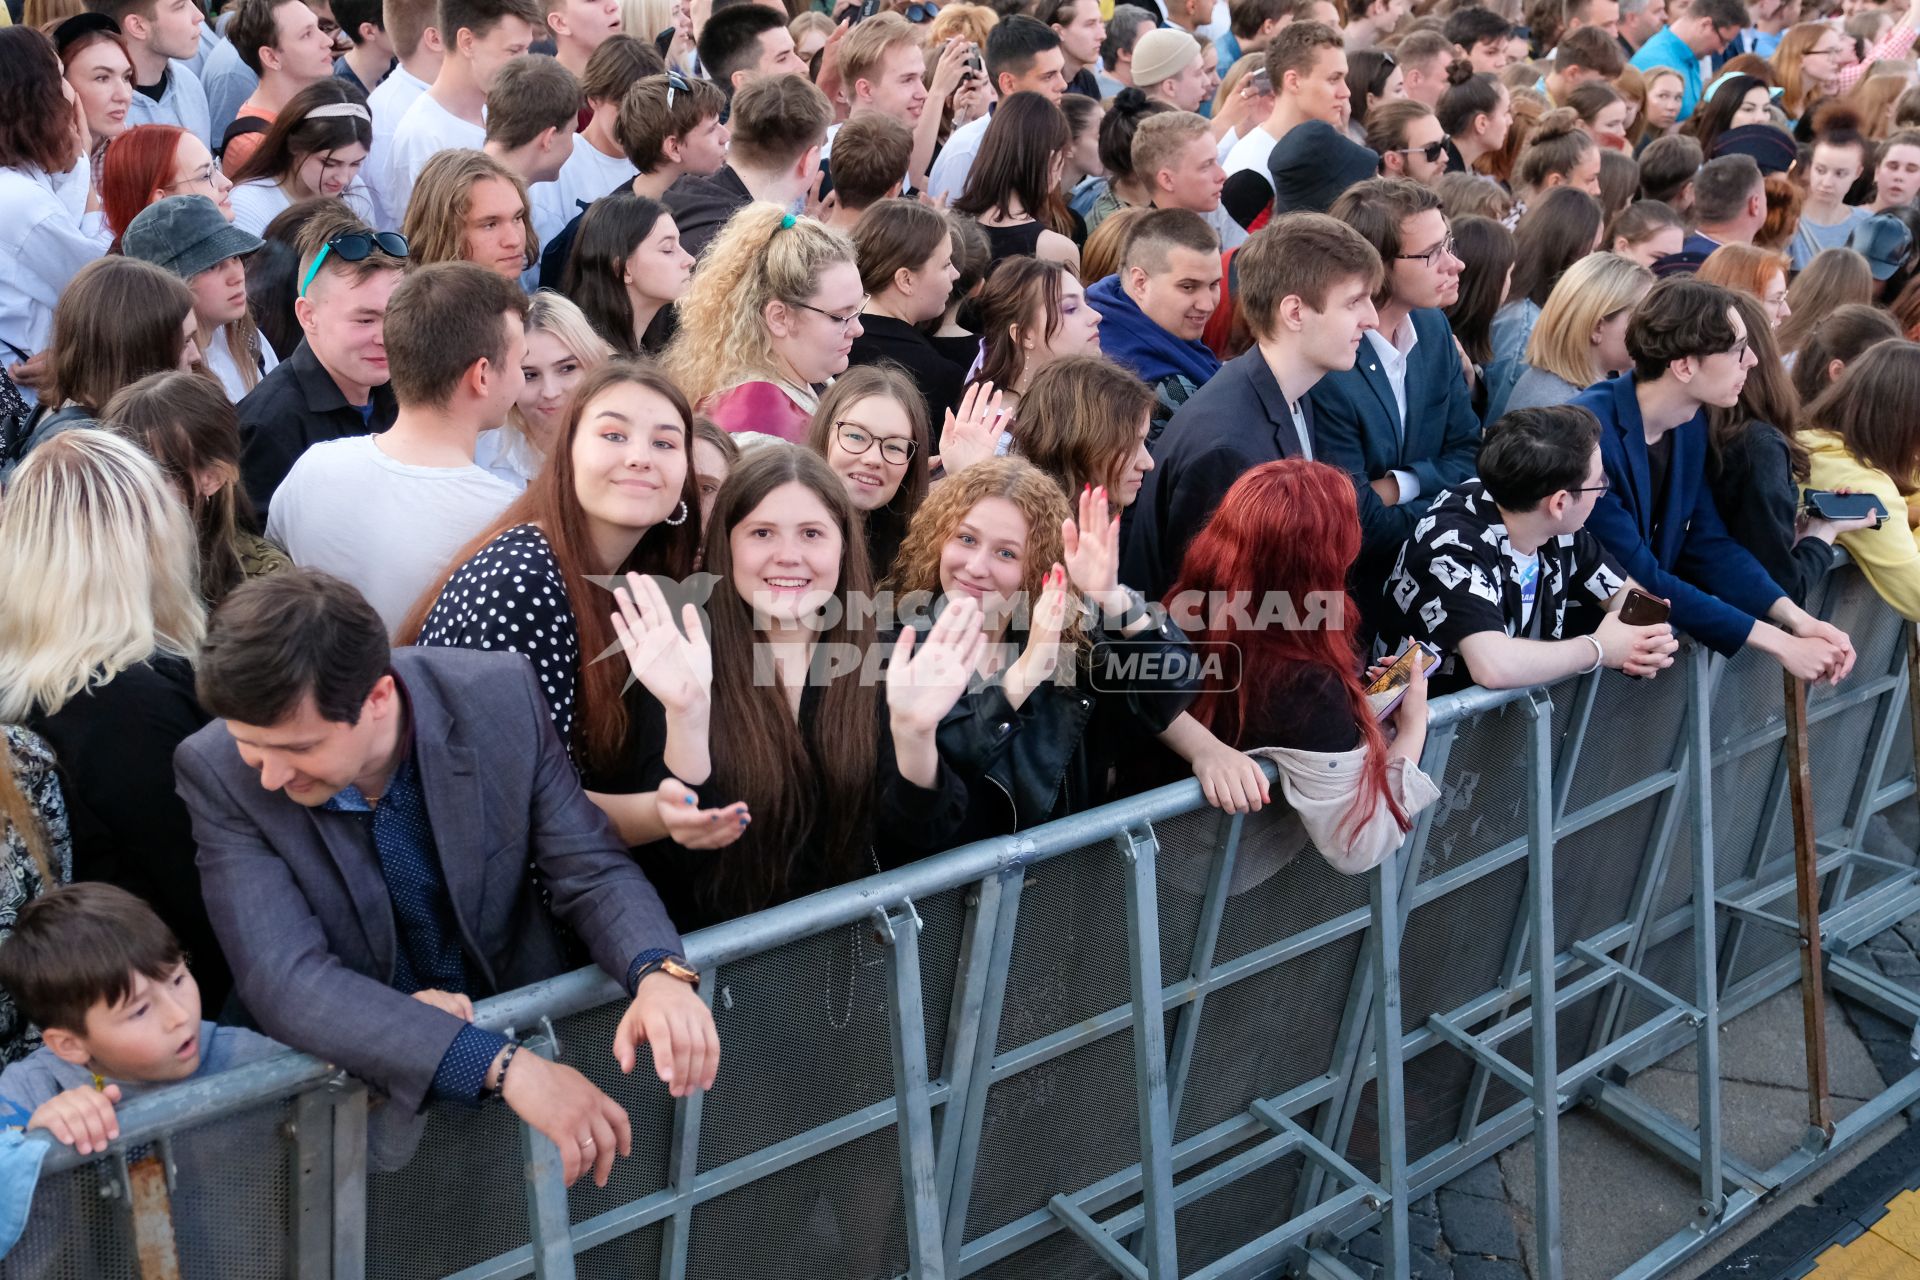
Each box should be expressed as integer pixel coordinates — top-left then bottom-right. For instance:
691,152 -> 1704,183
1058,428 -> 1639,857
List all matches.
932,381 -> 1005,477
930,36 -> 971,104
612,572 -> 712,718
887,596 -> 987,739
1062,484 -> 1124,612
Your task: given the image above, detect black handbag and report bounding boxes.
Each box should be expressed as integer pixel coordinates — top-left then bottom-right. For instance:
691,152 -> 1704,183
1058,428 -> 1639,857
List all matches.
0,342 -> 33,475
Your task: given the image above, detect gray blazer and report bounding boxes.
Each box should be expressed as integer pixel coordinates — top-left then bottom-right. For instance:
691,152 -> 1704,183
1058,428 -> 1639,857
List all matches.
175,646 -> 682,1113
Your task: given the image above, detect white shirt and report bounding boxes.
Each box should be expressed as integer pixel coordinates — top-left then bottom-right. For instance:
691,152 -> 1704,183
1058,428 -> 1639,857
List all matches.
229,177 -> 377,236
127,62 -> 212,146
203,325 -> 280,402
365,64 -> 431,229
0,162 -> 111,392
383,93 -> 486,228
474,426 -> 542,490
927,113 -> 992,201
266,434 -> 518,634
1222,124 -> 1278,180
1363,318 -> 1422,502
530,138 -> 637,247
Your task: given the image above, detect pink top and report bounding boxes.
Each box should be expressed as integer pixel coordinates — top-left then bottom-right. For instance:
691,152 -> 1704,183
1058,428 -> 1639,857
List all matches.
1838,17 -> 1916,96
702,381 -> 814,443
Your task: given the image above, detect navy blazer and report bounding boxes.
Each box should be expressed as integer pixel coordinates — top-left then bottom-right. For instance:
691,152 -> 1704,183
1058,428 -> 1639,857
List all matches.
1122,348 -> 1312,601
1571,373 -> 1786,655
175,647 -> 683,1113
1307,309 -> 1481,584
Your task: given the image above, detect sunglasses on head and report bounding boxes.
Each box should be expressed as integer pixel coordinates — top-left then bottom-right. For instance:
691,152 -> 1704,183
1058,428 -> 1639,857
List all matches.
666,69 -> 692,106
904,2 -> 936,20
298,231 -> 409,297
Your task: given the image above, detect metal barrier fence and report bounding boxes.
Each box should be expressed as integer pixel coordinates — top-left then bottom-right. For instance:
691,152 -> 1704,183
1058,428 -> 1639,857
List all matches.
7,560 -> 1920,1280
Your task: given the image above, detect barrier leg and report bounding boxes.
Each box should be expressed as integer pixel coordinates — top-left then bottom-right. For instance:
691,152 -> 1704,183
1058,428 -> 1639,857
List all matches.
878,902 -> 947,1280
331,1086 -> 367,1280
940,870 -> 1024,1268
1687,647 -> 1725,1221
1783,672 -> 1835,1144
1524,689 -> 1563,1280
1120,823 -> 1179,1279
518,1031 -> 578,1280
1370,851 -> 1410,1280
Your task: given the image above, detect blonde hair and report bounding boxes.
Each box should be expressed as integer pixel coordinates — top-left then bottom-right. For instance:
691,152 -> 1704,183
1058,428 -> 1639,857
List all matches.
928,3 -> 996,51
0,430 -> 205,721
620,0 -> 672,43
1522,251 -> 1653,389
506,290 -> 615,442
661,204 -> 856,407
401,148 -> 540,272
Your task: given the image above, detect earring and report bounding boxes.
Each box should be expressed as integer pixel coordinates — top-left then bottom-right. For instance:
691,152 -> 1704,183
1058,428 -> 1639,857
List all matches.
664,499 -> 689,526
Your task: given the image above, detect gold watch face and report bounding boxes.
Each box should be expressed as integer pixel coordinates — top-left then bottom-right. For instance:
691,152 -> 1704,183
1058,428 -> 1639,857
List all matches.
663,957 -> 701,985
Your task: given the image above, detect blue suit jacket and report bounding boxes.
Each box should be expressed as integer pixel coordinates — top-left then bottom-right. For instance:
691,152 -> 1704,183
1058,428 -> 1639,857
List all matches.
1571,373 -> 1786,655
1307,308 -> 1482,590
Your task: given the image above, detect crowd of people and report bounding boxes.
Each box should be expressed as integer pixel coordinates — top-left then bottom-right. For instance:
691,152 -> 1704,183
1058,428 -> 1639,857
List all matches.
0,0 -> 1918,1212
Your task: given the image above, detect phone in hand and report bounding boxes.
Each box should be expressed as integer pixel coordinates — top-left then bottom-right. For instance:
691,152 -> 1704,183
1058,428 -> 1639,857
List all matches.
1803,489 -> 1888,528
1617,587 -> 1671,626
1366,641 -> 1441,720
1247,67 -> 1272,94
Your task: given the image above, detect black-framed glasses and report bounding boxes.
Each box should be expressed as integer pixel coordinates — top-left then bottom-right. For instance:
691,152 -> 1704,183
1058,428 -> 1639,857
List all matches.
298,231 -> 409,297
835,421 -> 917,465
1570,476 -> 1611,496
1396,234 -> 1456,266
1722,338 -> 1751,361
1398,139 -> 1448,163
795,295 -> 869,331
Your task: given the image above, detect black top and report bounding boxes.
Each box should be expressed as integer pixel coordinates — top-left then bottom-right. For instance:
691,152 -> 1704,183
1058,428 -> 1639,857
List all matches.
29,655 -> 230,1011
1065,66 -> 1101,98
847,313 -> 968,430
981,219 -> 1048,271
927,331 -> 982,373
1124,663 -> 1361,794
1707,419 -> 1828,607
238,339 -> 399,519
663,166 -> 754,263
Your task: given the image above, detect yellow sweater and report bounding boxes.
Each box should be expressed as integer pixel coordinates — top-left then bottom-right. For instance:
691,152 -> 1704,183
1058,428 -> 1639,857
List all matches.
1802,428 -> 1920,621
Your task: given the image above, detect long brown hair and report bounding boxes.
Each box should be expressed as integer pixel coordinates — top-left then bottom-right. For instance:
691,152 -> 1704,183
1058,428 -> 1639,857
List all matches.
806,364 -> 931,547
48,258 -> 197,414
1013,354 -> 1153,506
971,257 -> 1071,392
701,446 -> 880,918
1778,247 -> 1874,356
952,92 -> 1075,236
398,361 -> 702,775
1709,292 -> 1808,479
1803,339 -> 1920,491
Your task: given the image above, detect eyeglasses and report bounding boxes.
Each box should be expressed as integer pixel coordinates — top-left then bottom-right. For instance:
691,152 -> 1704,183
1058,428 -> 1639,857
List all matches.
1396,234 -> 1456,266
163,164 -> 220,191
1569,477 -> 1611,495
835,421 -> 917,465
1720,338 -> 1751,361
795,295 -> 869,331
298,231 -> 409,298
1808,42 -> 1848,57
1397,139 -> 1448,163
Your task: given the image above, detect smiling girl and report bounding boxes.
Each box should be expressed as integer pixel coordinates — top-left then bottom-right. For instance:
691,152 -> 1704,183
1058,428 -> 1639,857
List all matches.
806,364 -> 930,577
476,291 -> 612,489
226,81 -> 376,236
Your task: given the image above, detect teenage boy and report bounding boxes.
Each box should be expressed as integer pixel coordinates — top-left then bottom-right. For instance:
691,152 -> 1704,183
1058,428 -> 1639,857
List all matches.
178,571 -> 720,1189
928,16 -> 1067,198
666,74 -> 829,259
821,116 -> 914,232
1385,406 -> 1679,693
1088,208 -> 1223,444
1541,26 -> 1625,104
830,13 -> 967,194
364,0 -> 444,227
483,54 -> 579,194
223,0 -> 340,171
696,3 -> 806,95
239,205 -> 403,515
1445,6 -> 1516,73
90,0 -> 211,143
1312,178 -> 1481,614
1124,212 -> 1382,599
526,37 -> 654,243
384,0 -> 540,224
1222,20 -> 1347,205
1629,0 -> 1749,120
1397,29 -> 1455,109
331,0 -> 396,93
0,885 -> 280,1151
267,263 -> 523,631
1571,277 -> 1856,681
543,0 -> 622,78
1035,0 -> 1105,98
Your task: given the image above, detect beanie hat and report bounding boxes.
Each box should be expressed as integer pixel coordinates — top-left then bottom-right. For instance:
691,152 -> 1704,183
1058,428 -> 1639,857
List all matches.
1131,29 -> 1201,88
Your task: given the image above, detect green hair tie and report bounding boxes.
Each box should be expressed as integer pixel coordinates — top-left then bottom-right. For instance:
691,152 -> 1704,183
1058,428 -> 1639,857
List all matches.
780,213 -> 797,229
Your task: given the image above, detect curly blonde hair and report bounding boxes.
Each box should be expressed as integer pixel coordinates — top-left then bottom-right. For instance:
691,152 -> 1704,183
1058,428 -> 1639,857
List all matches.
660,203 -> 857,407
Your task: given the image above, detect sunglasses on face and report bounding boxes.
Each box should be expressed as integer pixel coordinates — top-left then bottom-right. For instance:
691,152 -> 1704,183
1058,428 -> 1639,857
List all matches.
1399,139 -> 1448,163
298,231 -> 409,297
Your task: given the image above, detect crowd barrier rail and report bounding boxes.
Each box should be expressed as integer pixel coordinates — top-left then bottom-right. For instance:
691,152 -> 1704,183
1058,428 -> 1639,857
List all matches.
8,559 -> 1920,1280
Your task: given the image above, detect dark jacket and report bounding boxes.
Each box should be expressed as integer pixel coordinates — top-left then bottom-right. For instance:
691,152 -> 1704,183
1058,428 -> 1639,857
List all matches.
846,313 -> 968,427
663,166 -> 753,262
1307,308 -> 1482,603
1123,347 -> 1314,601
175,647 -> 683,1113
1571,373 -> 1787,654
30,656 -> 228,1012
238,339 -> 398,518
1088,273 -> 1221,447
1708,418 -> 1833,608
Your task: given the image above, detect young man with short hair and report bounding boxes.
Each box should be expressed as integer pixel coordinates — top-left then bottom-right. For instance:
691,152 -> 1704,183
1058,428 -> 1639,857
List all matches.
1035,0 -> 1106,98
1312,177 -> 1481,614
177,570 -> 719,1190
823,115 -> 913,231
267,263 -> 525,629
1682,152 -> 1764,253
363,0 -> 444,227
667,73 -> 829,259
239,206 -> 403,515
483,54 -> 580,189
331,0 -> 395,93
1572,277 -> 1856,681
1340,0 -> 1406,52
1123,212 -> 1382,598
1385,405 -> 1679,693
1396,28 -> 1455,108
1446,6 -> 1516,72
829,12 -> 963,192
696,3 -> 805,95
1222,20 -> 1346,198
1133,110 -> 1242,250
89,0 -> 211,143
928,16 -> 1067,198
1543,25 -> 1625,103
202,0 -> 343,142
543,0 -> 622,78
1134,28 -> 1210,113
1368,100 -> 1448,185
1089,207 -> 1223,443
1630,0 -> 1749,120
1096,4 -> 1156,98
384,0 -> 541,224
222,0 -> 339,170
524,36 -> 660,243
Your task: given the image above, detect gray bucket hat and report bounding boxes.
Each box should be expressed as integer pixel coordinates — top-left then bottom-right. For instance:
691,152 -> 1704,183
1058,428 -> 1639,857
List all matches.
122,195 -> 264,280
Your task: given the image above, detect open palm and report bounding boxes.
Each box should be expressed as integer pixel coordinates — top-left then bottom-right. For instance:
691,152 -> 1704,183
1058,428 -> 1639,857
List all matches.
611,572 -> 712,717
887,597 -> 987,735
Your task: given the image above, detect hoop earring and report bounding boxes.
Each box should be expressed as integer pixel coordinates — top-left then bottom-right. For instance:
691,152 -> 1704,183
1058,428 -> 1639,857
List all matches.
664,500 -> 689,527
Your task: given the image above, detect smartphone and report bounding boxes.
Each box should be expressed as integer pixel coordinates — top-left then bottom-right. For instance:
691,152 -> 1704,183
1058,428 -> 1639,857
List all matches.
855,0 -> 883,21
1247,67 -> 1272,95
1803,489 -> 1888,527
1617,587 -> 1671,626
965,47 -> 983,76
1365,641 -> 1441,720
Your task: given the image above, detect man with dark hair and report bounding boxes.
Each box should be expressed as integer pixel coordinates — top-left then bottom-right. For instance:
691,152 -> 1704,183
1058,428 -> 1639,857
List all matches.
697,3 -> 805,94
822,115 -> 914,231
223,0 -> 339,170
1312,177 -> 1481,615
1570,277 -> 1856,679
1543,25 -> 1625,102
1090,208 -> 1223,442
177,570 -> 719,1188
266,263 -> 526,629
526,35 -> 660,243
1124,212 -> 1383,598
1682,152 -> 1764,253
928,16 -> 1067,197
1637,133 -> 1701,212
1386,406 -> 1677,692
1035,0 -> 1105,97
483,54 -> 580,187
92,0 -> 212,141
666,74 -> 830,259
1630,0 -> 1749,119
331,0 -> 395,92
1368,101 -> 1448,185
1096,3 -> 1156,97
1445,5 -> 1516,72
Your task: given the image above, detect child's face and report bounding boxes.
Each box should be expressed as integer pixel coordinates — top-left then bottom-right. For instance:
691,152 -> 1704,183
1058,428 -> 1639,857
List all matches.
57,965 -> 204,1084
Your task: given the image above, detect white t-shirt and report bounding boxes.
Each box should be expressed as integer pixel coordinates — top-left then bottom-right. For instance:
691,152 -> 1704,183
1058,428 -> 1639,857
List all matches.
383,93 -> 486,228
530,139 -> 637,247
203,325 -> 280,402
365,65 -> 430,229
265,434 -> 517,634
229,177 -> 377,237
927,113 -> 992,201
1222,125 -> 1279,180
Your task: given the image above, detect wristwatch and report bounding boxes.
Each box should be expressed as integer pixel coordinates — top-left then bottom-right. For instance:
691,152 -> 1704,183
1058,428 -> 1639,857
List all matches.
635,952 -> 701,991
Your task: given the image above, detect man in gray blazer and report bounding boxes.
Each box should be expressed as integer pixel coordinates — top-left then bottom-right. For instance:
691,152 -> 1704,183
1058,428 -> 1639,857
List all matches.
175,571 -> 718,1189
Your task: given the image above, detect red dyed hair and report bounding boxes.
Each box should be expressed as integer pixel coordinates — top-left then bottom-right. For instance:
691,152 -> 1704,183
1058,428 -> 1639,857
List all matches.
1164,459 -> 1407,840
100,124 -> 188,251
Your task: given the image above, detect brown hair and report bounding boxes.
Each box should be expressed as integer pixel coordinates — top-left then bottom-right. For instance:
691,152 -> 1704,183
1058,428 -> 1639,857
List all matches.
0,883 -> 182,1036
482,54 -> 582,150
1327,176 -> 1440,306
383,0 -> 438,59
48,258 -> 197,416
953,92 -> 1074,235
0,28 -> 82,186
579,32 -> 663,103
836,9 -> 917,88
1081,206 -> 1151,282
1265,18 -> 1342,84
1238,210 -> 1383,340
198,570 -> 390,725
1512,106 -> 1595,194
1708,290 -> 1806,478
402,148 -> 539,272
617,73 -> 727,172
1131,111 -> 1212,191
727,73 -> 832,172
1803,339 -> 1920,490
1014,354 -> 1154,507
972,257 -> 1073,391
382,262 -> 531,408
852,197 -> 950,298
806,363 -> 931,546
831,115 -> 914,211
1778,248 -> 1875,357
295,199 -> 404,290
1789,302 -> 1899,404
1365,99 -> 1438,160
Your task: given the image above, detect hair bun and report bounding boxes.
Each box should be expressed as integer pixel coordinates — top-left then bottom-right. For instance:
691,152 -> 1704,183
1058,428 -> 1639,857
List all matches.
1112,87 -> 1154,116
1811,101 -> 1864,136
1532,106 -> 1583,142
1446,57 -> 1477,86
